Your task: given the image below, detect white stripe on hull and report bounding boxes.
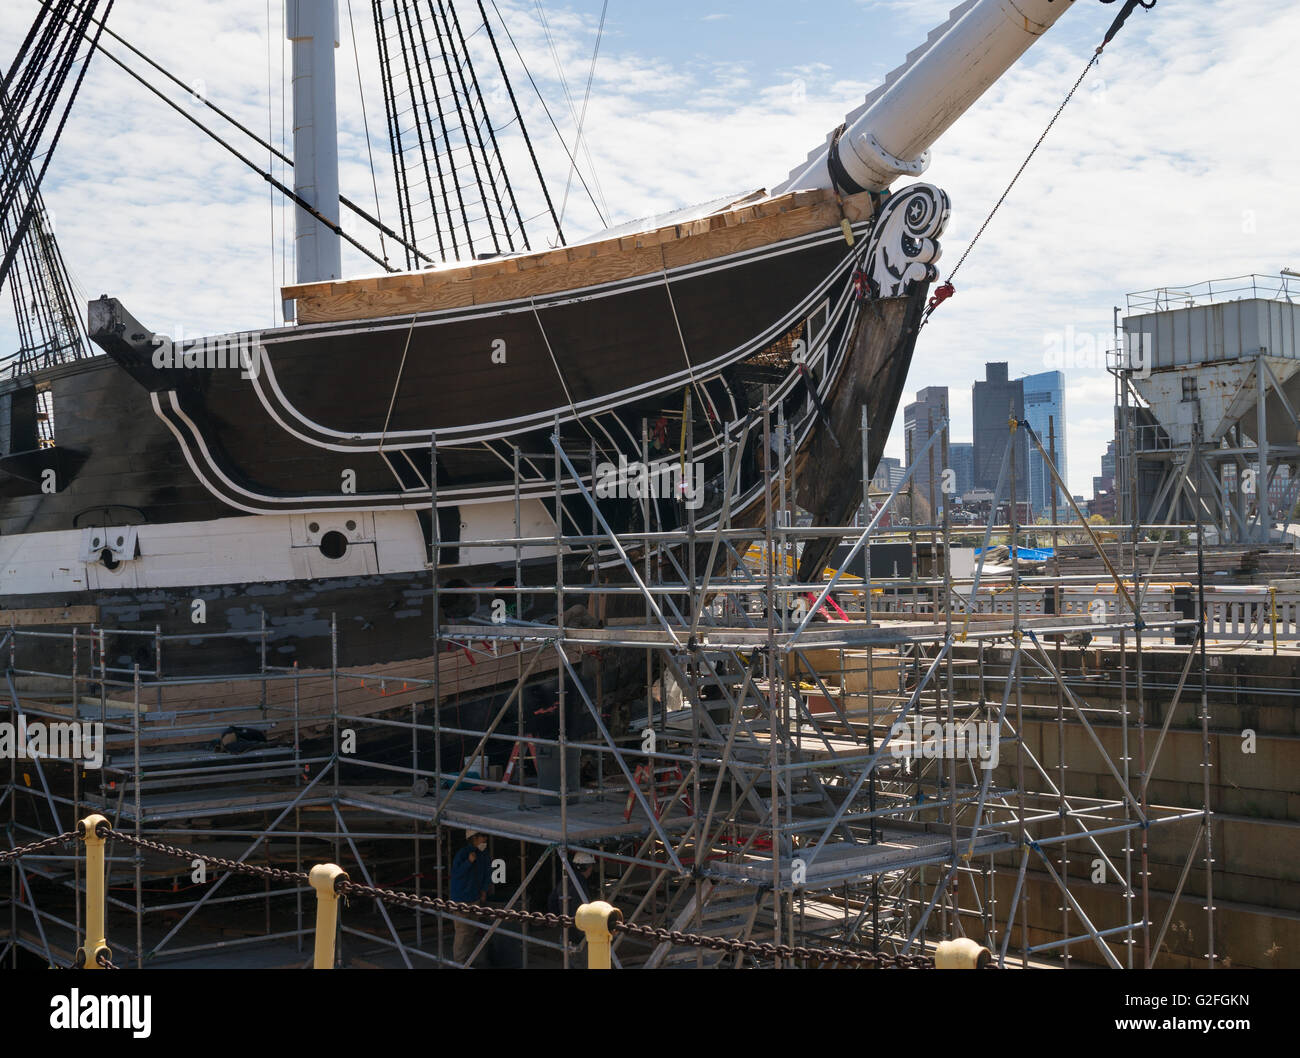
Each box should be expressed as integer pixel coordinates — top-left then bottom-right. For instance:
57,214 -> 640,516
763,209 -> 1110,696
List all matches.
0,500 -> 560,597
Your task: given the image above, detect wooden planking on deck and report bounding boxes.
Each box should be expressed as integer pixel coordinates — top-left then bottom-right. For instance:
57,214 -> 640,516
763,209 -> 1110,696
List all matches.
282,189 -> 874,324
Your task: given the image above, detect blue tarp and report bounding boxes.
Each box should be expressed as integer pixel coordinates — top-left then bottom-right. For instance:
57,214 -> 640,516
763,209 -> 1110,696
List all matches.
975,546 -> 1055,562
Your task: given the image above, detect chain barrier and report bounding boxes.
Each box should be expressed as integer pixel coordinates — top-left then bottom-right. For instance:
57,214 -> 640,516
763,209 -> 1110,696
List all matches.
6,823 -> 941,968
103,826 -> 309,886
0,830 -> 78,865
332,876 -> 932,968
609,919 -> 933,969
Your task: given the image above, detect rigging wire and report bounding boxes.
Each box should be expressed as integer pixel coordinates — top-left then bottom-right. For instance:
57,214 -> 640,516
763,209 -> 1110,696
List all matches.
378,0 -> 442,263
557,0 -> 607,233
280,0 -> 289,289
48,4 -> 430,266
79,36 -> 398,273
924,0 -> 1158,326
444,0 -> 531,254
474,0 -> 565,247
373,0 -> 565,262
267,0 -> 276,324
348,0 -> 389,263
534,0 -> 608,223
0,0 -> 115,292
391,0 -> 459,258
941,52 -> 1099,293
488,0 -> 606,229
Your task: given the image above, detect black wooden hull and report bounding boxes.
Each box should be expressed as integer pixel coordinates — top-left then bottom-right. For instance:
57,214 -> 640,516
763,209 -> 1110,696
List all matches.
1,183 -> 949,678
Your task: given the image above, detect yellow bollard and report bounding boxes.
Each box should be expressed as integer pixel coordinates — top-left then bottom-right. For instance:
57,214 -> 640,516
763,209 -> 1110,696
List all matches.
76,814 -> 112,970
934,937 -> 993,969
309,863 -> 349,969
575,901 -> 622,969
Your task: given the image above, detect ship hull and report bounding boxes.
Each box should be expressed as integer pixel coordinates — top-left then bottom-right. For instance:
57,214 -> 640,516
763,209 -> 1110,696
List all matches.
1,183 -> 948,680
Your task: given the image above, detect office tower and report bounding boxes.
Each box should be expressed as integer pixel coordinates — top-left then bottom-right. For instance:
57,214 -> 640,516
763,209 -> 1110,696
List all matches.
903,386 -> 949,505
972,363 -> 1028,499
1022,370 -> 1067,516
948,442 -> 974,499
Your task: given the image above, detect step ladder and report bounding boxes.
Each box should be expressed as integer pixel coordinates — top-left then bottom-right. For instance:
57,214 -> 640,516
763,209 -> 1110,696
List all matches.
623,762 -> 693,822
502,741 -> 538,785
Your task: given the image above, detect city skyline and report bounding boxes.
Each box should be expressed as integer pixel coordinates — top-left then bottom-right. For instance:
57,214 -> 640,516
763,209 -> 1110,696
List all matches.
900,367 -> 1091,519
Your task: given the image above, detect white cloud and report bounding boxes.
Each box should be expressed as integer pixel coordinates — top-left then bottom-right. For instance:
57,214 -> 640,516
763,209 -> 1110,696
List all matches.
2,0 -> 1296,499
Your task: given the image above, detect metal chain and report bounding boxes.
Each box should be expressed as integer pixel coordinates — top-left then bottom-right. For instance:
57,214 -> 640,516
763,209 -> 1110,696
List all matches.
335,877 -> 931,968
0,830 -> 78,865
104,827 -> 309,885
334,877 -> 571,929
611,920 -> 933,968
91,826 -> 938,968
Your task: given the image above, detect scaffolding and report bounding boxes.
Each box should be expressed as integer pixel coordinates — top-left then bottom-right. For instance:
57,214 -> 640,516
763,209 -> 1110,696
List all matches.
3,396 -> 1229,970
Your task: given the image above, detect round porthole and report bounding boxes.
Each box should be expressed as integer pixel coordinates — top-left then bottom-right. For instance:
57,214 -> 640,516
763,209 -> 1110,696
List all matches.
319,531 -> 349,560
308,521 -> 320,534
345,519 -> 357,532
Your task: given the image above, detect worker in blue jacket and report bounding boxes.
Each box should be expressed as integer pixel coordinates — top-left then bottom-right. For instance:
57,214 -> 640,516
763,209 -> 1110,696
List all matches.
451,830 -> 492,965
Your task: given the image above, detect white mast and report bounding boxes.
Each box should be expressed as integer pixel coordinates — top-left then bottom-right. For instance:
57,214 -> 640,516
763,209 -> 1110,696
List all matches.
777,0 -> 1076,196
287,0 -> 342,284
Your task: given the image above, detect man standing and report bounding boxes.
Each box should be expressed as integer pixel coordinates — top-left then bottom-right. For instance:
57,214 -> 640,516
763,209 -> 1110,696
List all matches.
450,830 -> 492,965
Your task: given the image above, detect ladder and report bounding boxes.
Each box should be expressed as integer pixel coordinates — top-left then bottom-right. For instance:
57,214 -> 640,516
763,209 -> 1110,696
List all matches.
624,762 -> 693,822
502,741 -> 538,785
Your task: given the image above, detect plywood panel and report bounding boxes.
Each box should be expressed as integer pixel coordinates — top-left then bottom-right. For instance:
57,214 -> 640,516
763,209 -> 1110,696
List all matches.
284,189 -> 869,325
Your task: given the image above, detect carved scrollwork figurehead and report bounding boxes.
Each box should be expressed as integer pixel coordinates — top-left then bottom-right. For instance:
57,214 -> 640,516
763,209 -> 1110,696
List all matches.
864,183 -> 951,299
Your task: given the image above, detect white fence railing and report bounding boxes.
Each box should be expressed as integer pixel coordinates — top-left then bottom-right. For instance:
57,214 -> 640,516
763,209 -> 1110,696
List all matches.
868,584 -> 1299,644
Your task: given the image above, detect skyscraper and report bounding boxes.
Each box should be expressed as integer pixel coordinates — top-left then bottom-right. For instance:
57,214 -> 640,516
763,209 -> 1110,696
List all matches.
1021,370 -> 1067,517
1100,440 -> 1117,485
949,442 -> 974,499
871,456 -> 906,491
903,386 -> 949,505
972,363 -> 1028,499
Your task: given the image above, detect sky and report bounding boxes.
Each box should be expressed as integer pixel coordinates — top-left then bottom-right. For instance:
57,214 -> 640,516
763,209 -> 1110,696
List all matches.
2,0 -> 1298,496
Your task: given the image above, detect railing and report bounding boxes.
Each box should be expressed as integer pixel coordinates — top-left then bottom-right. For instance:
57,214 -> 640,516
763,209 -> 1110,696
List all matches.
1126,273 -> 1299,314
880,583 -> 1299,648
1203,587 -> 1297,645
4,818 -> 974,970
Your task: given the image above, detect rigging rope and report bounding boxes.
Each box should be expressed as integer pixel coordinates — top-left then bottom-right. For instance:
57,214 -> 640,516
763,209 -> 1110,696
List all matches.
45,5 -> 425,269
557,0 -> 608,233
474,0 -> 565,249
348,0 -> 389,263
489,0 -> 607,229
940,52 -> 1097,295
537,0 -> 609,225
923,0 -> 1157,325
0,0 -> 115,292
267,0 -> 276,324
